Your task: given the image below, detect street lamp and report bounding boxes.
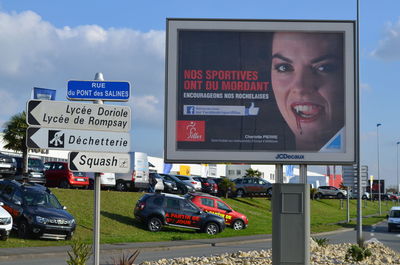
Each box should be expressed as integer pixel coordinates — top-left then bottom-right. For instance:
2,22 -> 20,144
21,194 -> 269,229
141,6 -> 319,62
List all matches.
397,141 -> 400,204
377,123 -> 382,215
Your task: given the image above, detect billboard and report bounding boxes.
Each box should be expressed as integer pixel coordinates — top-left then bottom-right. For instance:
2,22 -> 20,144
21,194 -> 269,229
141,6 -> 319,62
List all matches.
165,19 -> 356,164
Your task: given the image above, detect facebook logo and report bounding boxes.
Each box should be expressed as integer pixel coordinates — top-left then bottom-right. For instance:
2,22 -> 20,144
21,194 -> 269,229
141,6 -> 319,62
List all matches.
185,106 -> 195,115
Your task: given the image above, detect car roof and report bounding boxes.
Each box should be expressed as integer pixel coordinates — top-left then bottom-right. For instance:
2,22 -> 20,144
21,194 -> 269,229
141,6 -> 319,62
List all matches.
187,192 -> 219,199
1,179 -> 50,193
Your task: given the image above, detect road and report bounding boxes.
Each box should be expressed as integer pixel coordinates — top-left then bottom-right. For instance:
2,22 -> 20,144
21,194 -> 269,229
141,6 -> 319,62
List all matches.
0,221 -> 399,265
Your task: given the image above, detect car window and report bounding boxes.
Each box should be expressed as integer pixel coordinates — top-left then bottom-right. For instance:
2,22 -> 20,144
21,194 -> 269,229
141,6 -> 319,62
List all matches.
182,200 -> 198,212
390,210 -> 400,218
152,197 -> 163,206
235,179 -> 242,184
165,198 -> 180,210
12,189 -> 22,204
243,179 -> 249,184
23,191 -> 62,208
2,185 -> 15,201
258,179 -> 266,185
28,159 -> 44,168
201,198 -> 214,207
216,200 -> 231,211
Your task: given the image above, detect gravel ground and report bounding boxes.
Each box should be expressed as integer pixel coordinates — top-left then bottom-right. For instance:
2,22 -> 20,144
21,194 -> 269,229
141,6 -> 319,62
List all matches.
139,239 -> 400,265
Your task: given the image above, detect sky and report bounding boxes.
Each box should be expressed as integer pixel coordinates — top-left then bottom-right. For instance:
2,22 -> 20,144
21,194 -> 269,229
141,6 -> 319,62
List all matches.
0,0 -> 400,187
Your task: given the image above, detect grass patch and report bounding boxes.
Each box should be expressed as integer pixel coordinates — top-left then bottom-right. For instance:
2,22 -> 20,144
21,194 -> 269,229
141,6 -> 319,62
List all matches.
1,189 -> 394,248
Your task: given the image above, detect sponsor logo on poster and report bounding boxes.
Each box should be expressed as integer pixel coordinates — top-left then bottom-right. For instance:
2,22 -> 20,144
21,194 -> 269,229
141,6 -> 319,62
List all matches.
176,121 -> 205,142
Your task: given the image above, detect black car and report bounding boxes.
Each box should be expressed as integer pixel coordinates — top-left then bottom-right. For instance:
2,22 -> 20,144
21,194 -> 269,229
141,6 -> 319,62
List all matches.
159,173 -> 194,194
134,193 -> 225,235
150,173 -> 177,193
13,157 -> 46,185
0,179 -> 76,240
0,153 -> 17,178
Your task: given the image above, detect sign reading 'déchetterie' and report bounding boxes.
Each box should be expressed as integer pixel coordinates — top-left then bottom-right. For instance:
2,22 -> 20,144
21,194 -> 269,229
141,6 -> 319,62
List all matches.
67,80 -> 130,101
26,127 -> 130,153
69,152 -> 130,173
27,100 -> 131,132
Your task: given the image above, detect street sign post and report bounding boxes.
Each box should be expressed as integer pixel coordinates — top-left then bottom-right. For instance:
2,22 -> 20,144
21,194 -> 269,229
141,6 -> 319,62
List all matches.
67,80 -> 130,101
26,127 -> 130,152
68,152 -> 130,173
27,100 -> 131,132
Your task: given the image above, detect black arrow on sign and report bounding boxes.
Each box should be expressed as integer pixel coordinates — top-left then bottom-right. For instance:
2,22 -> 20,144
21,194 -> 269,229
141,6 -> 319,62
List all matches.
26,127 -> 40,149
69,152 -> 78,171
27,100 -> 41,125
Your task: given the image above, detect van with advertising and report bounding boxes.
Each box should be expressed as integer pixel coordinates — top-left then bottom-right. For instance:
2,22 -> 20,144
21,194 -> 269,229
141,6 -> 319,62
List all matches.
115,152 -> 149,192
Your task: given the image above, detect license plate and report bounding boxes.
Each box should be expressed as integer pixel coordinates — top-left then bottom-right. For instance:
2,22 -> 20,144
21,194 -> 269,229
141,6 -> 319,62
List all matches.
76,178 -> 85,182
0,163 -> 11,168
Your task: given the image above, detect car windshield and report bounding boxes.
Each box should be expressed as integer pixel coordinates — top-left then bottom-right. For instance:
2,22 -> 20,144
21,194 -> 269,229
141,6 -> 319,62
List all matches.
23,191 -> 63,209
390,210 -> 400,218
28,159 -> 44,168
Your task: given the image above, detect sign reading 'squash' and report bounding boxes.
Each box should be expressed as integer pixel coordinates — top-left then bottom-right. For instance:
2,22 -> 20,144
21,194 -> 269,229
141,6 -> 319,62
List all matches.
27,100 -> 131,132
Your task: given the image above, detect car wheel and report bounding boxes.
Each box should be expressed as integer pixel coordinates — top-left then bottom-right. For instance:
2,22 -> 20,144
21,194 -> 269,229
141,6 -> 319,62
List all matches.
315,193 -> 322,199
0,234 -> 8,241
205,222 -> 219,235
60,180 -> 70,189
116,181 -> 127,192
337,193 -> 344,199
236,189 -> 245,198
232,219 -> 245,230
362,195 -> 367,200
18,220 -> 29,239
147,217 -> 162,232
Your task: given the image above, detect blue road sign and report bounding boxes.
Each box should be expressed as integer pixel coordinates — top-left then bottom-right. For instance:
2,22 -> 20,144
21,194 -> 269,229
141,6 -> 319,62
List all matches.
67,80 -> 130,101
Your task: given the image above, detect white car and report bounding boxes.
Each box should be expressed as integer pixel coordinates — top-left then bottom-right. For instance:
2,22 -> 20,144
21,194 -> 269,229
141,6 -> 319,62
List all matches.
87,172 -> 116,189
388,206 -> 400,232
0,202 -> 12,241
174,175 -> 202,191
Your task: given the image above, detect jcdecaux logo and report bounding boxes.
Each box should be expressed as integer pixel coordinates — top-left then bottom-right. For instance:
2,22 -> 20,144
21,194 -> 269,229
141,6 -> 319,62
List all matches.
275,154 -> 305,160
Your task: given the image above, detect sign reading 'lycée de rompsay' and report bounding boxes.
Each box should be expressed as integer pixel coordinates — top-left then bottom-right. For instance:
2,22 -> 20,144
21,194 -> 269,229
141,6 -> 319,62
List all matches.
27,100 -> 131,132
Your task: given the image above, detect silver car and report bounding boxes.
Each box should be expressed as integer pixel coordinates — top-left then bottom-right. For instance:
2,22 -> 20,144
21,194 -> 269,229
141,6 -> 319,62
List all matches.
174,175 -> 202,191
315,186 -> 347,199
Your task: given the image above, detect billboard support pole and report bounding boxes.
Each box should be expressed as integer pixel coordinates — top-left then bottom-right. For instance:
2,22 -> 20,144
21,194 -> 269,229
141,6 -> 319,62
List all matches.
93,72 -> 104,265
356,0 -> 363,246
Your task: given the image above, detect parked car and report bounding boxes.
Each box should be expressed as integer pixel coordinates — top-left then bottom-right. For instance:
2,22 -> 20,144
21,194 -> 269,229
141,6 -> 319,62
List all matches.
0,153 -> 17,178
44,161 -> 89,189
387,206 -> 400,232
348,190 -> 370,200
87,172 -> 116,190
13,157 -> 46,185
209,177 -> 235,197
193,176 -> 218,194
0,179 -> 76,240
233,177 -> 272,197
150,173 -> 177,193
134,193 -> 225,235
371,193 -> 389,201
174,175 -> 202,191
185,192 -> 248,230
115,152 -> 149,192
315,186 -> 347,199
0,201 -> 12,240
158,174 -> 195,194
387,193 -> 400,201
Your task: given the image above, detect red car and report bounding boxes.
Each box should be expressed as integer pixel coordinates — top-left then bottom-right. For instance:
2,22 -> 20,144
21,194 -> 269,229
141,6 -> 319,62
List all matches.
44,161 -> 89,189
185,192 -> 248,230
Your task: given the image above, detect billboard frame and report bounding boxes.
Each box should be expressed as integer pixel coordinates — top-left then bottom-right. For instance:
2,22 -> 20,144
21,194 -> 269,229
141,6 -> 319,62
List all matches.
165,18 -> 357,165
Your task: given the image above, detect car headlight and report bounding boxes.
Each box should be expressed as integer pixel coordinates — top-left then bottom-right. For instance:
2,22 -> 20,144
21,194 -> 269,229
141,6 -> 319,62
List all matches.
0,217 -> 11,225
70,219 -> 75,225
35,216 -> 49,224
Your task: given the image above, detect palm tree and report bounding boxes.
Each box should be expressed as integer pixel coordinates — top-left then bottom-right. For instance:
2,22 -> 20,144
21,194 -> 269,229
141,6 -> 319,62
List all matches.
3,111 -> 28,174
245,168 -> 262,178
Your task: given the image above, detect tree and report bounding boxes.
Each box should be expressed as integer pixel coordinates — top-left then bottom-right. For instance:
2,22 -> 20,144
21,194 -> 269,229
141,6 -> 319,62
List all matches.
219,178 -> 236,199
245,168 -> 262,178
3,111 -> 28,174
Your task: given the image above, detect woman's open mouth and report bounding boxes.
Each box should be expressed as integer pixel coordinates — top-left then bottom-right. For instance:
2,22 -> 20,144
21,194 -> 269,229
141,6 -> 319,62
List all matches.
290,102 -> 323,122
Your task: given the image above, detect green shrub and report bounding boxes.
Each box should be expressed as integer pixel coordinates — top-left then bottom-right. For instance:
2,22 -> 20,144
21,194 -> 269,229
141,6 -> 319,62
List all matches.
219,178 -> 236,198
310,188 -> 317,200
312,237 -> 329,247
345,244 -> 372,262
66,239 -> 92,265
111,250 -> 140,265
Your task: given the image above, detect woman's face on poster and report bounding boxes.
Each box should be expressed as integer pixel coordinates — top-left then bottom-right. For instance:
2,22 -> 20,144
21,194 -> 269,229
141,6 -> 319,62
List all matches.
271,32 -> 344,146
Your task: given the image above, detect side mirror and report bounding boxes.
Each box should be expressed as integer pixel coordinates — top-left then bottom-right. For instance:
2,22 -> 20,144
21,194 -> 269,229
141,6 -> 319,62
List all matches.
63,206 -> 67,210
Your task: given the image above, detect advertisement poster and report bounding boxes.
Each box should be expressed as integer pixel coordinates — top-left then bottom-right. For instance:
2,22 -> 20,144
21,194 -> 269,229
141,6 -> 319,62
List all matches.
166,19 -> 356,164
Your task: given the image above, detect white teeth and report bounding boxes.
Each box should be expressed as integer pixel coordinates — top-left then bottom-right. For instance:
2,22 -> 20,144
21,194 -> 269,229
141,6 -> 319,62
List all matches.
294,105 -> 311,113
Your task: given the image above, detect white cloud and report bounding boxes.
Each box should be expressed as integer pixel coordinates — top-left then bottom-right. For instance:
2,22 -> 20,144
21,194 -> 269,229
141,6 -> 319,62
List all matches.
371,19 -> 400,60
0,10 -> 165,133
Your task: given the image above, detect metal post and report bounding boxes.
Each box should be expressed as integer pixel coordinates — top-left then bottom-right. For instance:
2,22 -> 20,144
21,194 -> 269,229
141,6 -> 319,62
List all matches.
275,164 -> 283,184
397,142 -> 400,205
93,72 -> 104,265
356,0 -> 363,246
347,186 -> 350,223
299,164 -> 307,184
377,123 -> 382,215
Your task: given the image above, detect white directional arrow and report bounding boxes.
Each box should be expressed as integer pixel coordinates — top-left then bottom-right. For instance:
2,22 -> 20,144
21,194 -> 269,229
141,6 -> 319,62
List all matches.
69,152 -> 131,173
26,100 -> 131,132
26,127 -> 130,152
